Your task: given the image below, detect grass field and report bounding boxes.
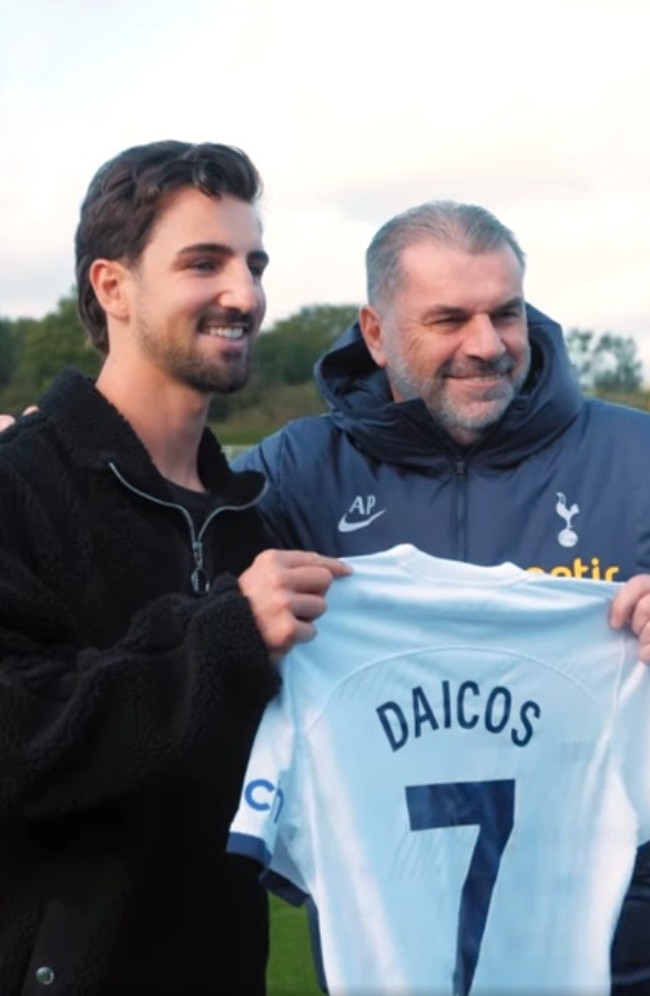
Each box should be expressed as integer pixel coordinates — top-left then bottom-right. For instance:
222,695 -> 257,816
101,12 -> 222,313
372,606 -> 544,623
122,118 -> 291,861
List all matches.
267,894 -> 322,995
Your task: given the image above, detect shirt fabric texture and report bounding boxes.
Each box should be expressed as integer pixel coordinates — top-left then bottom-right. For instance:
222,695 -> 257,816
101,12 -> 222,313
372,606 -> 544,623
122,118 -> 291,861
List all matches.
230,546 -> 648,995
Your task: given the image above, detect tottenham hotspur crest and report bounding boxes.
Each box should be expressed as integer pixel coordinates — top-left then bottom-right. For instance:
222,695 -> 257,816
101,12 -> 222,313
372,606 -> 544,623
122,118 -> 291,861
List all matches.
555,492 -> 579,548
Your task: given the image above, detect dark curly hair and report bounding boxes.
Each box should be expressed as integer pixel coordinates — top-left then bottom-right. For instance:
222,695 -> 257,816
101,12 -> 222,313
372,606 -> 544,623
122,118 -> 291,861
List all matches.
75,140 -> 262,354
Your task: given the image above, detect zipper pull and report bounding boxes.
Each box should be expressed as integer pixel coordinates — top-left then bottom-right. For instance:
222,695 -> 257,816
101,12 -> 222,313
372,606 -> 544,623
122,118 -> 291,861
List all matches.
190,540 -> 210,596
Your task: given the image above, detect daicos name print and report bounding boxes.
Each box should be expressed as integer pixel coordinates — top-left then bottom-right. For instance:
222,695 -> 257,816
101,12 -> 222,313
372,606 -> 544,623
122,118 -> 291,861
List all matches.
376,680 -> 542,751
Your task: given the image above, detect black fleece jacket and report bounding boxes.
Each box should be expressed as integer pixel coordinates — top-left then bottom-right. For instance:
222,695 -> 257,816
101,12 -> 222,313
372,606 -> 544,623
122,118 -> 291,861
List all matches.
0,368 -> 279,995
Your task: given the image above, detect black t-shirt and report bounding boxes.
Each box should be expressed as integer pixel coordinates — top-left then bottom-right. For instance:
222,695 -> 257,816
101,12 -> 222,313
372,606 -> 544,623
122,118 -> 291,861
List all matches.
166,480 -> 221,532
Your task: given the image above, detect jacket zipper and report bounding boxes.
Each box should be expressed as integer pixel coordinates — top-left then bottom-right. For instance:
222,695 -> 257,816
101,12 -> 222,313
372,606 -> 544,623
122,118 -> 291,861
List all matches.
108,462 -> 266,596
454,457 -> 468,562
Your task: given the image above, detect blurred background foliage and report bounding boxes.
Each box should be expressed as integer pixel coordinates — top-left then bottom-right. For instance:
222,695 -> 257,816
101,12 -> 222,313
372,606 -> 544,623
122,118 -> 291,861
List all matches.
1,293 -> 647,443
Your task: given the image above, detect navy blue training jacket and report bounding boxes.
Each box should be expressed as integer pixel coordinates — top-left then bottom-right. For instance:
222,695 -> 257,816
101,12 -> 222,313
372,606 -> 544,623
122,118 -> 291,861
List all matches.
236,303 -> 650,991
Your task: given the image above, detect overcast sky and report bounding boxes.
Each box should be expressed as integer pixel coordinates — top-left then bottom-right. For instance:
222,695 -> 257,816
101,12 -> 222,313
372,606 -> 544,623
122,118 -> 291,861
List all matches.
2,0 -> 649,376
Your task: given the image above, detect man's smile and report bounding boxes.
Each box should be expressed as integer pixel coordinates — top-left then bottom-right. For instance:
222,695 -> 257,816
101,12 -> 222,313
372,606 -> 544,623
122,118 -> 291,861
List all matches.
198,324 -> 247,340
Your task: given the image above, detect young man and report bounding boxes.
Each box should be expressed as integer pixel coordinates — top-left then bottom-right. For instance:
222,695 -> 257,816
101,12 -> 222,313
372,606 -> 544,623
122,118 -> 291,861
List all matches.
0,141 -> 346,995
237,201 -> 650,992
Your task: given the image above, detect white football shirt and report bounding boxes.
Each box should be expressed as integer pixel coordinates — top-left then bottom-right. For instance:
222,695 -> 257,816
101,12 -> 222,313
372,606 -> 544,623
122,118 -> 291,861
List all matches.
229,545 -> 649,995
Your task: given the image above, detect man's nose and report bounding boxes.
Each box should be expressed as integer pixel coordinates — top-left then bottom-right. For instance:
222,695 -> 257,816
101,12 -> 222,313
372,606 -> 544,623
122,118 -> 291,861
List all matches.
462,314 -> 506,360
217,261 -> 260,314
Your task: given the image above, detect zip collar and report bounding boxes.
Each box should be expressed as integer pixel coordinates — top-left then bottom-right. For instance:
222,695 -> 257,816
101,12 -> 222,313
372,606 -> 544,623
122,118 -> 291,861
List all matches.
108,462 -> 268,595
38,367 -> 267,508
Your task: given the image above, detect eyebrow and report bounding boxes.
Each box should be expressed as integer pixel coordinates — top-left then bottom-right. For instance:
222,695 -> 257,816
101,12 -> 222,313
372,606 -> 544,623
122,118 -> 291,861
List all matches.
175,243 -> 270,267
423,296 -> 525,321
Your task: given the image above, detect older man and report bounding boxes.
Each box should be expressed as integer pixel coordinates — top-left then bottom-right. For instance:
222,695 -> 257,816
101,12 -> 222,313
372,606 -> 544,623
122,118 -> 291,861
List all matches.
238,200 -> 650,992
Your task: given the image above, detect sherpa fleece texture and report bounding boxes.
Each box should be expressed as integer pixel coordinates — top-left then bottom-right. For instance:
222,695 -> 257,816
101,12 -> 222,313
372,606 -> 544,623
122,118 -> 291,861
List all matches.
0,368 -> 278,995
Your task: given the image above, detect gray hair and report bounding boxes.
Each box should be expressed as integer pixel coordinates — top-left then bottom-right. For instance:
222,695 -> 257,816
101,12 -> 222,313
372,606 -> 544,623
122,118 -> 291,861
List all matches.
366,200 -> 526,309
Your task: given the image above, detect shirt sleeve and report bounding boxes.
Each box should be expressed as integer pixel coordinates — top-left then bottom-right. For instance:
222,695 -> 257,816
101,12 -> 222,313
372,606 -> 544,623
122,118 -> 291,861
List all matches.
228,685 -> 309,903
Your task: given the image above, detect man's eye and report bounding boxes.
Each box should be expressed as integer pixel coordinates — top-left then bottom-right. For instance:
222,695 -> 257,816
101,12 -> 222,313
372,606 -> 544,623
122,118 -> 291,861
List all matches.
191,259 -> 217,272
248,259 -> 268,279
430,318 -> 462,330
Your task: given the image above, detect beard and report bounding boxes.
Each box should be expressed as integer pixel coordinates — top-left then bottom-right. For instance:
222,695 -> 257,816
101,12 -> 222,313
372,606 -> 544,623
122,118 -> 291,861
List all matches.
388,346 -> 531,442
136,319 -> 254,395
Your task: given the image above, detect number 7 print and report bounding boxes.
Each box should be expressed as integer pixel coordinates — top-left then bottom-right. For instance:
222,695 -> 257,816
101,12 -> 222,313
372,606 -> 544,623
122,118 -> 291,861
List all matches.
406,779 -> 515,996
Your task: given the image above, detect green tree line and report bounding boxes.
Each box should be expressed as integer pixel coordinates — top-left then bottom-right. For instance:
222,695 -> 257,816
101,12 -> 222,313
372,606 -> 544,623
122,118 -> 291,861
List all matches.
1,293 -> 648,443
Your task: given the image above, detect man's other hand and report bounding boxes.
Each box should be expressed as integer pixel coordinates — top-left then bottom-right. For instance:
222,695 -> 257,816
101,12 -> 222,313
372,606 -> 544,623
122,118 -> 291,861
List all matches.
0,406 -> 38,432
610,574 -> 650,663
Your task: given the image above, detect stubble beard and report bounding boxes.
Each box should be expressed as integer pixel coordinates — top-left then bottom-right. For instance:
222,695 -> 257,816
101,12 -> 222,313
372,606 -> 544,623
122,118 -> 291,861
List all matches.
388,346 -> 531,444
137,320 -> 254,395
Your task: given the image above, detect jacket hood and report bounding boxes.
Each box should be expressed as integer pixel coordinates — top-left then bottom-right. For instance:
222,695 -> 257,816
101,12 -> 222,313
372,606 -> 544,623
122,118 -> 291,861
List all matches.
314,304 -> 583,471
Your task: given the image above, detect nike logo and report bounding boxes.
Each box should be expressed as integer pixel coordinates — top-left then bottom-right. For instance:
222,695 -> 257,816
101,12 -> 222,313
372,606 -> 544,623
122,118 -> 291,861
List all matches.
337,509 -> 387,533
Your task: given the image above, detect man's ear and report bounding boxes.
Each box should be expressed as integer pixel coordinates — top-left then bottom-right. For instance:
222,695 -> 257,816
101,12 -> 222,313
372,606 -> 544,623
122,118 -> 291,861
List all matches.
88,259 -> 131,322
359,305 -> 388,368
